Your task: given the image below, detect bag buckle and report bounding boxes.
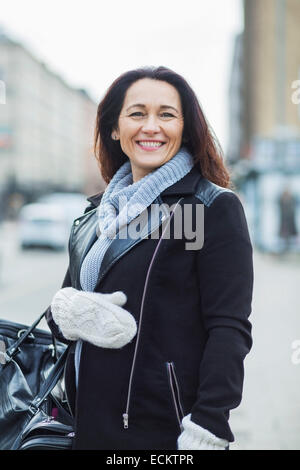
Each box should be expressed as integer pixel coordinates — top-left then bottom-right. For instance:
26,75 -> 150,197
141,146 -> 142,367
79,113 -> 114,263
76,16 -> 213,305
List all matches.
0,340 -> 7,365
3,346 -> 20,363
17,329 -> 35,340
28,404 -> 39,416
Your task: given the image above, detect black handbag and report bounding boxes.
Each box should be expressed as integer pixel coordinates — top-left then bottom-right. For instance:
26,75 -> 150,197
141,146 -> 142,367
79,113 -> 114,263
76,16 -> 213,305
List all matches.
0,310 -> 74,450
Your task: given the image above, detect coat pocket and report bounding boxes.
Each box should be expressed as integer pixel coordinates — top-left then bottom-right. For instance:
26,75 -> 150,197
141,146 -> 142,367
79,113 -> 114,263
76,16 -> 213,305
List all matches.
165,361 -> 185,431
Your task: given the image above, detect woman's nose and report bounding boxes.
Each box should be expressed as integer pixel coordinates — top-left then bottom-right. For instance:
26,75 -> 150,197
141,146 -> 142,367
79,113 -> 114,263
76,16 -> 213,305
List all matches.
141,115 -> 160,133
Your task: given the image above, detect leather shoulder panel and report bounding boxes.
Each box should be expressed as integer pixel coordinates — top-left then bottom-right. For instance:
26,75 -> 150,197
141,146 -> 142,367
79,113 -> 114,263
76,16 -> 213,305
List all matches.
195,178 -> 233,207
69,208 -> 99,289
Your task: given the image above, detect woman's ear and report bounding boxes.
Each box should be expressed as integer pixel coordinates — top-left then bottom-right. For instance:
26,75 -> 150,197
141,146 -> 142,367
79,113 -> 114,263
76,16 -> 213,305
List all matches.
111,129 -> 119,141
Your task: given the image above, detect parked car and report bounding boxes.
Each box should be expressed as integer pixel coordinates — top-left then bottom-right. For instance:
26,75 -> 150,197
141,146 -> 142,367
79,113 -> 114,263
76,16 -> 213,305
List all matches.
18,203 -> 70,250
36,192 -> 88,228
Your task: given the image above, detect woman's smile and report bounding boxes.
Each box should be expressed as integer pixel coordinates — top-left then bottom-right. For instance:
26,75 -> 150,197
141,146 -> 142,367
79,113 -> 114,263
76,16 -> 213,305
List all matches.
136,140 -> 166,152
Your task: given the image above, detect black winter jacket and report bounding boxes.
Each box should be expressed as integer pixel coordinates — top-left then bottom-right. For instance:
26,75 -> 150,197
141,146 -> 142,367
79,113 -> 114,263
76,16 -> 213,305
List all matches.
46,165 -> 253,450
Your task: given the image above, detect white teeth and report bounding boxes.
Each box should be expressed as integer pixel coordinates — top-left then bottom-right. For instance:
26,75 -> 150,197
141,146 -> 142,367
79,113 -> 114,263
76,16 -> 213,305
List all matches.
138,141 -> 163,148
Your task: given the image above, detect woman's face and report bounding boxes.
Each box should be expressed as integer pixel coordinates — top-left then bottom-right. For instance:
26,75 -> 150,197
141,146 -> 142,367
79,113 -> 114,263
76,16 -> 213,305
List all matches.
113,78 -> 184,182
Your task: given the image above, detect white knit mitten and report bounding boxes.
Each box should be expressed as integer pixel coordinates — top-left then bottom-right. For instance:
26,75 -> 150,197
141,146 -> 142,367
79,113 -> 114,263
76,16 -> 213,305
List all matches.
50,287 -> 137,349
177,414 -> 229,450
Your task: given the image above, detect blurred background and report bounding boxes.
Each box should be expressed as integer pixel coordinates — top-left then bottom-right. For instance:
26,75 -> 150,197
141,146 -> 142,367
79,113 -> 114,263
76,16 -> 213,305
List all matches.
0,0 -> 299,450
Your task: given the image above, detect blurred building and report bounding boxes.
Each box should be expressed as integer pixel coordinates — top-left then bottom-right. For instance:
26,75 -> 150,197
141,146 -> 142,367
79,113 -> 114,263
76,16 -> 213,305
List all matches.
227,33 -> 244,164
228,0 -> 300,253
0,31 -> 105,218
243,0 -> 300,146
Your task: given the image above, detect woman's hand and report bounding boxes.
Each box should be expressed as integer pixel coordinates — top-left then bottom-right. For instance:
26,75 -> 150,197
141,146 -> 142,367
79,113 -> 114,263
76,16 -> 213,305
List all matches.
50,287 -> 137,349
177,414 -> 229,450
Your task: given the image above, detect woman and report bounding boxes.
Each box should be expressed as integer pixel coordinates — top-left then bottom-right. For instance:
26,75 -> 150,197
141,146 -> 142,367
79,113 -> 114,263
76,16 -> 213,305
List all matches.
46,66 -> 253,450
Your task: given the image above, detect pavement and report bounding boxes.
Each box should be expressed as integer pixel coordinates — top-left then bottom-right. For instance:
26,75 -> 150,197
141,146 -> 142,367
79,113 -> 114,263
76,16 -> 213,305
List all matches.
229,250 -> 300,450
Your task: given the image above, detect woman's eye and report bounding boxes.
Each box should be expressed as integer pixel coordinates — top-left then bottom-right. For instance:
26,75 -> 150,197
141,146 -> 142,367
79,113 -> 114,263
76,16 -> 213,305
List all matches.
129,112 -> 174,117
128,112 -> 174,119
129,112 -> 144,117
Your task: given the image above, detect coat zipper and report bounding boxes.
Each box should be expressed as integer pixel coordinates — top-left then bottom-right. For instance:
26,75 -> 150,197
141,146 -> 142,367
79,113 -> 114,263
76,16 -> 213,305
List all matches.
122,198 -> 183,429
166,362 -> 185,431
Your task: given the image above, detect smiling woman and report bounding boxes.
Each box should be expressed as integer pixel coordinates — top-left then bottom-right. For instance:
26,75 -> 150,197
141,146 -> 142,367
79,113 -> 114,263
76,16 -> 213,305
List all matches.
45,65 -> 253,451
94,66 -> 230,188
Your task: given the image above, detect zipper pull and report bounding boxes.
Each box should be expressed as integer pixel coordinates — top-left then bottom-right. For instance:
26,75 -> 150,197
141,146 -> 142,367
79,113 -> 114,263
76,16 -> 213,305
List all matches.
123,413 -> 129,429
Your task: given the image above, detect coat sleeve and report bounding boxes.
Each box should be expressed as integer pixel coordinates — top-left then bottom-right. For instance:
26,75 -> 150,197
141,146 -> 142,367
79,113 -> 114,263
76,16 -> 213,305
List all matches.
191,191 -> 254,442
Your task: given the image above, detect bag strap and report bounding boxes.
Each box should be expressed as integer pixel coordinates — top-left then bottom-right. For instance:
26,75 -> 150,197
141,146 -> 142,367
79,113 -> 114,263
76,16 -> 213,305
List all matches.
28,345 -> 71,415
3,308 -> 71,414
5,308 -> 48,360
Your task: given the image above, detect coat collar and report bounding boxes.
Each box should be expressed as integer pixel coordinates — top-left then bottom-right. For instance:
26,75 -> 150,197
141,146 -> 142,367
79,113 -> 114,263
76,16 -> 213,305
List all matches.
161,164 -> 202,196
86,164 -> 202,207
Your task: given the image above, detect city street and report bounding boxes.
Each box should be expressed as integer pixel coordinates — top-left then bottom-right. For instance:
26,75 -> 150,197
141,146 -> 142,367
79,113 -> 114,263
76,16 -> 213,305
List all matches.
0,221 -> 299,450
0,221 -> 69,330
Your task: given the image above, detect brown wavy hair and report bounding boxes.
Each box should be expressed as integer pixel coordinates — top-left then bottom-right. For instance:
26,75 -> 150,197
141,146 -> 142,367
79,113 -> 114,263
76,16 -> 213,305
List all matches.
94,66 -> 232,188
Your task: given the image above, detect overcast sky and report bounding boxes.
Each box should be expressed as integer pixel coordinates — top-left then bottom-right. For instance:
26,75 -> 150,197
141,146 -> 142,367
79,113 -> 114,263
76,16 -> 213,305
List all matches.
1,0 -> 243,151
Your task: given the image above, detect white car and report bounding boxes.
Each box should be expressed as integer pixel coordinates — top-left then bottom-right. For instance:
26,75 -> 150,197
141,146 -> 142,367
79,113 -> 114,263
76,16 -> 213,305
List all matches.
18,203 -> 70,250
36,192 -> 88,229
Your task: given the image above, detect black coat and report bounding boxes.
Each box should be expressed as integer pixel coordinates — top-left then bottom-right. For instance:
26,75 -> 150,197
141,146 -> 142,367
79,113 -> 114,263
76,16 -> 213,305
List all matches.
46,165 -> 253,450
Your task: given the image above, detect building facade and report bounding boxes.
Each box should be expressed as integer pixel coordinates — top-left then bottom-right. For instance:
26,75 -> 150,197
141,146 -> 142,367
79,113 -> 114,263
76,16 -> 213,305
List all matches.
227,33 -> 244,164
0,32 -> 104,215
227,0 -> 300,253
243,0 -> 300,145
